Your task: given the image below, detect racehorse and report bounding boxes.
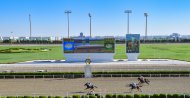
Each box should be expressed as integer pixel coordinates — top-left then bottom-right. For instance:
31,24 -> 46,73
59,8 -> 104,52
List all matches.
84,82 -> 97,90
129,83 -> 142,92
137,77 -> 150,85
127,42 -> 133,53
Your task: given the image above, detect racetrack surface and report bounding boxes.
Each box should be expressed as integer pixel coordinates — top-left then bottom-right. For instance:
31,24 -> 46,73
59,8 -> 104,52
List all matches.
0,77 -> 189,96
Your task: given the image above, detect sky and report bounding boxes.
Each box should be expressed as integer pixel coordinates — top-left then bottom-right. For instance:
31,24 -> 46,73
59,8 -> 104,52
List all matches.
0,0 -> 190,37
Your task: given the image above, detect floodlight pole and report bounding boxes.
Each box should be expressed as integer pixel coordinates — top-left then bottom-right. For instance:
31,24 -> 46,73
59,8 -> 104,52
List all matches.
11,32 -> 13,45
124,10 -> 132,34
88,13 -> 92,38
144,13 -> 148,43
29,14 -> 32,40
65,10 -> 72,38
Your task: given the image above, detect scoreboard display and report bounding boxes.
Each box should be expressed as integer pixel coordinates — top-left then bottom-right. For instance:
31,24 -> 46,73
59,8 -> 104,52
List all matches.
126,34 -> 140,53
63,38 -> 115,53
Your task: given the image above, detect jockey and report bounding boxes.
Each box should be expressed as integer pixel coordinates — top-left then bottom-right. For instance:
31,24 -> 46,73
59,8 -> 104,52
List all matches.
139,75 -> 145,81
88,82 -> 93,86
86,82 -> 93,86
132,82 -> 137,88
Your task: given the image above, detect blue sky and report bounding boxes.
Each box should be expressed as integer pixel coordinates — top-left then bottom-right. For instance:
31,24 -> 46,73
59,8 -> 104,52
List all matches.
0,0 -> 190,37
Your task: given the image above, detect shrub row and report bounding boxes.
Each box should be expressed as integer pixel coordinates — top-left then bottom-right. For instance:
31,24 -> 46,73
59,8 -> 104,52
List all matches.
1,94 -> 190,98
1,71 -> 190,75
54,94 -> 190,98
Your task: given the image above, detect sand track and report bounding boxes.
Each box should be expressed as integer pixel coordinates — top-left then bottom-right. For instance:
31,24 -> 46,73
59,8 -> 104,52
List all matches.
0,77 -> 189,96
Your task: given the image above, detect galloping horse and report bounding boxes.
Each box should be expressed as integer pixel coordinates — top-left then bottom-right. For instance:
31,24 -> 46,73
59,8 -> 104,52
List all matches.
138,77 -> 150,85
84,82 -> 97,90
129,83 -> 142,92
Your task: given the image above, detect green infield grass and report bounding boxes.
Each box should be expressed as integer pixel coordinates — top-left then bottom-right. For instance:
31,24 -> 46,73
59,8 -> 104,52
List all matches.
0,43 -> 190,63
0,45 -> 63,63
114,44 -> 190,61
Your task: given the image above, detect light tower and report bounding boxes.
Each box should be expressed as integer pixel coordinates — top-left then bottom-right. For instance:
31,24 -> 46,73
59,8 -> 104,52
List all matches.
88,13 -> 92,38
29,14 -> 32,40
65,10 -> 72,38
124,10 -> 132,34
144,13 -> 148,43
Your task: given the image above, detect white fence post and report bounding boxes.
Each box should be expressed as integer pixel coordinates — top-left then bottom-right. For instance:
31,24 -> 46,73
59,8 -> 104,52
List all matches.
166,93 -> 167,98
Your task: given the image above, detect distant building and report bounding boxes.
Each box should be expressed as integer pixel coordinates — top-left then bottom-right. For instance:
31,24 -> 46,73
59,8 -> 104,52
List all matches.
18,37 -> 29,41
0,36 -> 3,42
41,37 -> 52,41
79,32 -> 85,38
2,37 -> 11,40
71,32 -> 85,38
181,35 -> 190,39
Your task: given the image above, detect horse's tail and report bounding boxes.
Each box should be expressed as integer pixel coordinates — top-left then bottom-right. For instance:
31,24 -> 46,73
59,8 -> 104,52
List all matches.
145,79 -> 150,82
137,78 -> 140,81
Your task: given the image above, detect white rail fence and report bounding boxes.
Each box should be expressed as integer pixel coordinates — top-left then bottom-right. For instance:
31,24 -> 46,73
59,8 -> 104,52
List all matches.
1,68 -> 190,73
0,74 -> 190,79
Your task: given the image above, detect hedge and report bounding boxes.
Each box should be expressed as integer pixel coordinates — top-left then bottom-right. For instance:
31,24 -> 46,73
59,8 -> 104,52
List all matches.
1,71 -> 190,75
134,94 -> 140,98
1,94 -> 190,98
126,94 -> 133,98
72,95 -> 80,98
159,94 -> 167,98
140,94 -> 149,98
118,94 -> 125,98
105,94 -> 112,98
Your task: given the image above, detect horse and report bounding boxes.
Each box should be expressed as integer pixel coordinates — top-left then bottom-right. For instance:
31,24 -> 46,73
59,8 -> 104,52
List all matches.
127,42 -> 133,53
84,82 -> 97,90
137,77 -> 150,85
129,83 -> 142,92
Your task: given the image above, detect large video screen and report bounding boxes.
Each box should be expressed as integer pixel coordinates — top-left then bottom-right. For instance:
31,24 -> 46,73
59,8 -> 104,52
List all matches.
126,34 -> 140,53
63,38 -> 115,53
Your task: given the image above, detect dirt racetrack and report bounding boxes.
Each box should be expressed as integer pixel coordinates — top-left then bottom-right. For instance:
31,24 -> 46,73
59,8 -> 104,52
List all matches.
0,77 -> 189,96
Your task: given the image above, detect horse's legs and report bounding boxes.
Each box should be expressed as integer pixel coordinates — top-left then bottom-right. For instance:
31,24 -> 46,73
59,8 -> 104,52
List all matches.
137,87 -> 142,92
138,82 -> 142,86
84,87 -> 89,90
90,87 -> 94,91
130,88 -> 133,92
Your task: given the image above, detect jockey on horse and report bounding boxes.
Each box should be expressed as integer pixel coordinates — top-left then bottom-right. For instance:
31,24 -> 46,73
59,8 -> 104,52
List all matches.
137,75 -> 150,85
129,82 -> 142,92
84,82 -> 97,90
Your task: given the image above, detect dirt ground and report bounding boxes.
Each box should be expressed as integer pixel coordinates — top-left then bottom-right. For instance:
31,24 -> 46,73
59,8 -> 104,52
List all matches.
0,77 -> 189,96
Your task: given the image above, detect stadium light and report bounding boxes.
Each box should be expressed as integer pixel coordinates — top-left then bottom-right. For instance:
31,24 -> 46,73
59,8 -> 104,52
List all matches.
65,10 -> 72,38
144,13 -> 148,43
29,14 -> 32,40
88,13 -> 92,38
124,10 -> 132,34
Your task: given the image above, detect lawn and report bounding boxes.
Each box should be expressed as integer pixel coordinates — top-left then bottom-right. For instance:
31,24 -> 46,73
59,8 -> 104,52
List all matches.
0,43 -> 190,63
0,45 -> 63,64
115,44 -> 190,61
